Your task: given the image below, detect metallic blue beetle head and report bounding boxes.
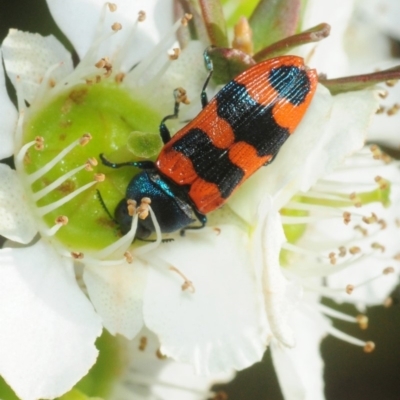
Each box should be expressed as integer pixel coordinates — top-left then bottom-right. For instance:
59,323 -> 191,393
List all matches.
116,170 -> 195,239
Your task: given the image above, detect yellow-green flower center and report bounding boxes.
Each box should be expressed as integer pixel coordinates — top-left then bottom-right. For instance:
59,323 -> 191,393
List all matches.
22,82 -> 163,251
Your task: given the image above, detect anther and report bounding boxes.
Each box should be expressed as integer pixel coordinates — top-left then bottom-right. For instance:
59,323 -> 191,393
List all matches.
124,251 -> 133,263
35,136 -> 45,150
138,10 -> 146,22
378,219 -> 387,230
363,341 -> 375,353
127,199 -> 137,217
137,197 -> 151,219
349,192 -> 362,207
95,59 -> 106,68
356,315 -> 368,330
387,104 -> 400,116
354,225 -> 368,236
79,133 -> 92,146
374,176 -> 389,190
349,246 -> 361,255
343,211 -> 351,224
383,267 -> 395,275
371,242 -> 385,252
175,87 -> 190,104
169,266 -> 195,293
214,227 -> 221,235
169,47 -> 181,60
107,2 -> 117,12
346,284 -> 354,294
139,336 -> 147,351
329,252 -> 336,265
86,157 -> 98,170
384,297 -> 393,307
111,22 -> 122,31
181,13 -> 193,26
55,215 -> 69,225
376,105 -> 385,114
94,173 -> 105,182
378,90 -> 388,99
385,79 -> 398,87
115,72 -> 125,83
71,251 -> 84,260
338,246 -> 347,257
362,212 -> 378,224
212,392 -> 228,400
394,253 -> 400,261
156,348 -> 167,359
49,78 -> 56,88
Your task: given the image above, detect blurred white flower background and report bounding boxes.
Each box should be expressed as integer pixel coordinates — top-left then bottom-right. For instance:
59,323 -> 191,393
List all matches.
1,0 -> 400,400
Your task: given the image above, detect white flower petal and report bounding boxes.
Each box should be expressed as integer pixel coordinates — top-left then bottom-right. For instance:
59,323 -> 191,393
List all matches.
360,0 -> 400,40
254,199 -> 300,347
84,260 -> 147,339
271,307 -> 326,400
298,0 -> 356,75
143,226 -> 268,374
47,0 -> 173,68
0,240 -> 102,400
229,85 -> 379,223
151,41 -> 208,121
0,164 -> 37,244
0,52 -> 17,159
111,330 -> 235,400
1,29 -> 73,104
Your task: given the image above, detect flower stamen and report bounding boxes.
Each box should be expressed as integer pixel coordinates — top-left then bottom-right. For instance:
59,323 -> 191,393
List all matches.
127,15 -> 191,84
32,160 -> 97,201
169,266 -> 195,293
41,215 -> 69,236
25,133 -> 92,184
15,136 -> 44,166
37,173 -> 104,216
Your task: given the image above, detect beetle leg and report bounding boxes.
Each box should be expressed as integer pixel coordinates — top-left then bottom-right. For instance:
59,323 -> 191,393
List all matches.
96,189 -> 118,223
179,212 -> 207,236
99,153 -> 155,169
159,88 -> 184,144
263,152 -> 278,166
201,47 -> 214,108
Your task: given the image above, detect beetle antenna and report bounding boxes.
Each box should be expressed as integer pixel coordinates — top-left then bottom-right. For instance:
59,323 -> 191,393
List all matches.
96,189 -> 118,224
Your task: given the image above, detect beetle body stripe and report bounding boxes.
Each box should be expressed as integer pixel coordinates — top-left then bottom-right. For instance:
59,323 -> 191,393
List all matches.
156,55 -> 317,214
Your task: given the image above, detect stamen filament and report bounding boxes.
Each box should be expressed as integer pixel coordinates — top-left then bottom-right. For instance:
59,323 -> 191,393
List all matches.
37,179 -> 100,216
317,303 -> 359,323
34,62 -> 63,103
288,254 -> 368,278
41,216 -> 69,236
133,206 -> 162,255
327,325 -> 372,349
32,164 -> 87,201
15,138 -> 40,167
281,215 -> 345,224
27,134 -> 91,184
96,215 -> 138,259
14,110 -> 25,149
127,18 -> 184,83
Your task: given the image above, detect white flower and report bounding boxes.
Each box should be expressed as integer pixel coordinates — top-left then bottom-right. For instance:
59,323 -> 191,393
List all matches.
0,0 -> 399,400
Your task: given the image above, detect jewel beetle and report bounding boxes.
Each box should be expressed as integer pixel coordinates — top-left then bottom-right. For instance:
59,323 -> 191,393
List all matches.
100,50 -> 318,239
